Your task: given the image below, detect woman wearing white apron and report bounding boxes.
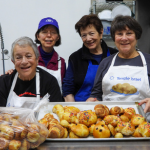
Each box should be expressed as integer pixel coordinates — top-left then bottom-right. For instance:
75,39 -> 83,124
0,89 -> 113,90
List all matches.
0,37 -> 62,108
88,16 -> 150,116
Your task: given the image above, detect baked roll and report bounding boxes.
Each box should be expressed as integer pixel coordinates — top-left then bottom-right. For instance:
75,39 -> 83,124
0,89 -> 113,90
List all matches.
0,138 -> 9,150
9,140 -> 21,150
124,107 -> 136,119
94,104 -> 109,118
110,106 -> 124,116
131,114 -> 145,126
77,110 -> 97,127
93,121 -> 110,138
103,115 -> 121,127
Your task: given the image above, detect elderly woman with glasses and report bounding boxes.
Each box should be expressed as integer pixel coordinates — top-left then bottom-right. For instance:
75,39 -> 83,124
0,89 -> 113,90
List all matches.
0,37 -> 62,108
62,14 -> 118,102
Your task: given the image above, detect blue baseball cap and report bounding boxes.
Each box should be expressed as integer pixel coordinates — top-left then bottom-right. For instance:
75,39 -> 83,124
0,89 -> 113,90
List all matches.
38,17 -> 59,30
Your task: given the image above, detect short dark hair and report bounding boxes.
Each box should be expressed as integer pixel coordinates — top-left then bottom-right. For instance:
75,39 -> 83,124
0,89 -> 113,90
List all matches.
75,14 -> 103,36
35,25 -> 61,46
111,15 -> 142,41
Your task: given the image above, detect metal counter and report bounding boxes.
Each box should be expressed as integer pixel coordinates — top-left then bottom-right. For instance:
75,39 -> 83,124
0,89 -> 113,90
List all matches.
37,140 -> 150,150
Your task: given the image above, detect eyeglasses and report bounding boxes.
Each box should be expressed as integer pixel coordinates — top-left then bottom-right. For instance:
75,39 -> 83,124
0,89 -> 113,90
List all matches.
41,31 -> 58,36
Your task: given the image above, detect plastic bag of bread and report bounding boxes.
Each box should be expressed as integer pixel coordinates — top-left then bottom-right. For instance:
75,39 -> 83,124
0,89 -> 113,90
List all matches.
0,107 -> 49,150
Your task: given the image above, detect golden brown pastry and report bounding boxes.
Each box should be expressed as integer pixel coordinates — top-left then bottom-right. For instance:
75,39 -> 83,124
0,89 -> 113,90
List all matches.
115,121 -> 135,136
89,124 -> 95,135
69,131 -> 79,138
96,118 -> 102,124
138,122 -> 150,137
108,124 -> 116,136
77,110 -> 97,127
47,118 -> 60,130
27,131 -> 40,143
124,107 -> 136,119
120,115 -> 129,122
38,118 -> 49,128
48,124 -> 65,138
13,125 -> 28,140
93,121 -> 110,138
68,124 -> 89,138
131,114 -> 145,126
39,125 -> 49,138
114,133 -> 123,138
63,106 -> 80,115
103,115 -> 121,127
44,113 -> 54,121
52,104 -> 64,120
0,138 -> 9,150
110,106 -> 124,116
61,111 -> 79,124
60,119 -> 69,128
63,128 -> 68,138
19,139 -> 30,150
0,124 -> 14,140
9,140 -> 21,150
94,104 -> 109,118
132,127 -> 142,137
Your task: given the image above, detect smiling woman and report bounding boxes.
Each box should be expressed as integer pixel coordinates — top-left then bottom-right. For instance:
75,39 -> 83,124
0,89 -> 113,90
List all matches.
0,37 -> 63,108
62,14 -> 118,102
88,15 -> 150,115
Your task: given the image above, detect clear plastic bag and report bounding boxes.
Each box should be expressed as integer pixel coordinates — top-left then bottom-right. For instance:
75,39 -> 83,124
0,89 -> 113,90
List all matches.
0,106 -> 49,150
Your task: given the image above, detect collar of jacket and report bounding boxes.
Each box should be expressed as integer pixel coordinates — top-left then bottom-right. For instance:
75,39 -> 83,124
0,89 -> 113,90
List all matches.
38,46 -> 58,64
81,39 -> 109,60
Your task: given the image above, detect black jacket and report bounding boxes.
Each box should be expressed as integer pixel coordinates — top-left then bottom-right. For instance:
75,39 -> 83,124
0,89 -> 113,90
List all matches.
69,40 -> 118,95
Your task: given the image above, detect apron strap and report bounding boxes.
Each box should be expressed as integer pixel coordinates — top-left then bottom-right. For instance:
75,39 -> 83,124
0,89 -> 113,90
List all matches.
57,55 -> 61,69
36,69 -> 40,101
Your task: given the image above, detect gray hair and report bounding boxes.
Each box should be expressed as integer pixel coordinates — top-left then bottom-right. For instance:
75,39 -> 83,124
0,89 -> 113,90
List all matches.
11,36 -> 39,61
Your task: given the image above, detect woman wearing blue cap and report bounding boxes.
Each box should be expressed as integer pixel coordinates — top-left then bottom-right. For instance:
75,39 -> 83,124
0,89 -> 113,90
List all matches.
35,17 -> 66,93
6,17 -> 66,93
62,14 -> 118,102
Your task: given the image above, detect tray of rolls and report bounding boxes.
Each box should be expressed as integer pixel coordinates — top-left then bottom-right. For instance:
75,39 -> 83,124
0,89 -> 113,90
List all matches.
37,102 -> 150,141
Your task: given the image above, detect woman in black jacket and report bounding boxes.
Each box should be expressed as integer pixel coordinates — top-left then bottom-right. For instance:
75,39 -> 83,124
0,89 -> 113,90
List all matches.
63,14 -> 118,102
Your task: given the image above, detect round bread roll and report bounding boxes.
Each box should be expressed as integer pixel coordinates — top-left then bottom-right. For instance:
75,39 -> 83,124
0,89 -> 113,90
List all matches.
93,121 -> 110,138
131,114 -> 145,126
27,132 -> 40,143
77,110 -> 97,127
19,139 -> 30,150
103,115 -> 121,127
115,133 -> 123,138
115,121 -> 135,136
124,107 -> 136,119
94,104 -> 109,118
44,113 -> 54,121
0,124 -> 14,140
9,140 -> 21,150
60,119 -> 69,128
68,124 -> 89,138
120,115 -> 129,122
138,122 -> 150,137
110,106 -> 124,116
13,125 -> 28,140
0,138 -> 9,150
63,128 -> 68,138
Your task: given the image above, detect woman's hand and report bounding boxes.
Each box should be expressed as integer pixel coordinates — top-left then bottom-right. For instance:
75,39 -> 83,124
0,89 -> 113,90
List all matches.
64,94 -> 75,102
139,98 -> 150,113
5,69 -> 14,75
86,98 -> 99,102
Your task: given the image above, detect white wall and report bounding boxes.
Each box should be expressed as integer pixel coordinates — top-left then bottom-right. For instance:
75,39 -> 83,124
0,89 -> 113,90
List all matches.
0,0 -> 91,74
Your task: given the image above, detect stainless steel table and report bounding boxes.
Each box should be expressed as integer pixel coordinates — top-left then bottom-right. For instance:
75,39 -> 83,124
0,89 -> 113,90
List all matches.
37,140 -> 150,150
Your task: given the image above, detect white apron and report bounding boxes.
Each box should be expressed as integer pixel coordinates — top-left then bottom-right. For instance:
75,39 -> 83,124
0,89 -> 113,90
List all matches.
6,69 -> 41,109
102,51 -> 150,120
37,55 -> 62,93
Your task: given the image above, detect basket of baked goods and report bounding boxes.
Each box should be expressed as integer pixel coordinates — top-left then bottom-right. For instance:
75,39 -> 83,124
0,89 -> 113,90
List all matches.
0,107 -> 49,150
37,102 -> 150,141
